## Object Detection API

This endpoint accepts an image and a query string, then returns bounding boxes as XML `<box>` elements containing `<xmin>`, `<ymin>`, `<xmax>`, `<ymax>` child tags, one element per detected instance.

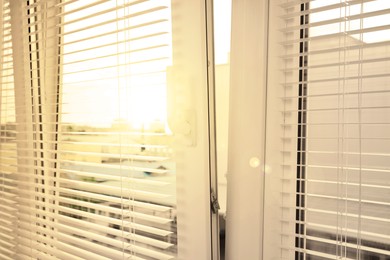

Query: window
<box><xmin>264</xmin><ymin>0</ymin><xmax>390</xmax><ymax>259</ymax></box>
<box><xmin>0</xmin><ymin>0</ymin><xmax>216</xmax><ymax>259</ymax></box>
<box><xmin>0</xmin><ymin>1</ymin><xmax>17</xmax><ymax>258</ymax></box>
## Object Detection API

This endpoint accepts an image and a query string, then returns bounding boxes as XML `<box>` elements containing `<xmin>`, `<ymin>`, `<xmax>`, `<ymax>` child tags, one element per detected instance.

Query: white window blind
<box><xmin>1</xmin><ymin>0</ymin><xmax>215</xmax><ymax>259</ymax></box>
<box><xmin>17</xmin><ymin>0</ymin><xmax>176</xmax><ymax>259</ymax></box>
<box><xmin>265</xmin><ymin>0</ymin><xmax>390</xmax><ymax>259</ymax></box>
<box><xmin>0</xmin><ymin>1</ymin><xmax>17</xmax><ymax>259</ymax></box>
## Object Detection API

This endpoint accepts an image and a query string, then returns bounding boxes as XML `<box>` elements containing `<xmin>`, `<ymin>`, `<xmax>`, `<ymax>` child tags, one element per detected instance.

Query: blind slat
<box><xmin>282</xmin><ymin>8</ymin><xmax>390</xmax><ymax>32</ymax></box>
<box><xmin>282</xmin><ymin>40</ymin><xmax>390</xmax><ymax>59</ymax></box>
<box><xmin>58</xmin><ymin>204</ymin><xmax>173</xmax><ymax>237</ymax></box>
<box><xmin>17</xmin><ymin>195</ymin><xmax>173</xmax><ymax>225</ymax></box>
<box><xmin>280</xmin><ymin>0</ymin><xmax>377</xmax><ymax>19</ymax></box>
<box><xmin>57</xmin><ymin>215</ymin><xmax>174</xmax><ymax>249</ymax></box>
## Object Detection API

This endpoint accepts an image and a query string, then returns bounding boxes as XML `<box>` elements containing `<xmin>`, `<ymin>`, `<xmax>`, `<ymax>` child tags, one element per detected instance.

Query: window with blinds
<box><xmin>0</xmin><ymin>0</ymin><xmax>17</xmax><ymax>258</ymax></box>
<box><xmin>265</xmin><ymin>0</ymin><xmax>390</xmax><ymax>259</ymax></box>
<box><xmin>1</xmin><ymin>0</ymin><xmax>215</xmax><ymax>259</ymax></box>
<box><xmin>18</xmin><ymin>0</ymin><xmax>177</xmax><ymax>259</ymax></box>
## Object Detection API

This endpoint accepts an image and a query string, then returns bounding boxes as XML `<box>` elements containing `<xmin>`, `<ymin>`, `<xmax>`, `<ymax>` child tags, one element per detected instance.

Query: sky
<box><xmin>214</xmin><ymin>0</ymin><xmax>232</xmax><ymax>64</ymax></box>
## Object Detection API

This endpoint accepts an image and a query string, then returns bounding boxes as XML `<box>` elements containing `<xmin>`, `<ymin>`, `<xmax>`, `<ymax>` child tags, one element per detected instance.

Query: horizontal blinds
<box><xmin>279</xmin><ymin>0</ymin><xmax>390</xmax><ymax>259</ymax></box>
<box><xmin>15</xmin><ymin>0</ymin><xmax>177</xmax><ymax>259</ymax></box>
<box><xmin>0</xmin><ymin>0</ymin><xmax>17</xmax><ymax>259</ymax></box>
